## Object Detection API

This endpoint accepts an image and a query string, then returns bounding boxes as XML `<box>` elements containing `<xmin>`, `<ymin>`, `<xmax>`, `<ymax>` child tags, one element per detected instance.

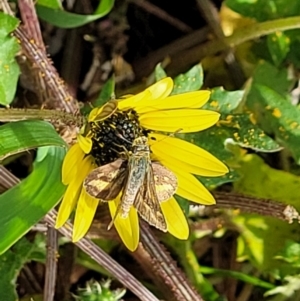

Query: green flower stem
<box><xmin>0</xmin><ymin>108</ymin><xmax>84</xmax><ymax>128</ymax></box>
<box><xmin>170</xmin><ymin>16</ymin><xmax>300</xmax><ymax>74</ymax></box>
<box><xmin>200</xmin><ymin>266</ymin><xmax>275</xmax><ymax>289</ymax></box>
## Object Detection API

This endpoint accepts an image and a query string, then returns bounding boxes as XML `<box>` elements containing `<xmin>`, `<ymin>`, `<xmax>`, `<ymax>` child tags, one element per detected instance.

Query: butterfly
<box><xmin>83</xmin><ymin>136</ymin><xmax>177</xmax><ymax>231</ymax></box>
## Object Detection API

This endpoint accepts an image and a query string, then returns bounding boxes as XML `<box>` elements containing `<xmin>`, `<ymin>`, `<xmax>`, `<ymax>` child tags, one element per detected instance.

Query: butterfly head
<box><xmin>132</xmin><ymin>136</ymin><xmax>149</xmax><ymax>153</ymax></box>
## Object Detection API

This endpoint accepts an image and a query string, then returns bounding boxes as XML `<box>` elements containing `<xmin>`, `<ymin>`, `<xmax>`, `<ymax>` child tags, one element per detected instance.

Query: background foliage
<box><xmin>1</xmin><ymin>0</ymin><xmax>300</xmax><ymax>300</ymax></box>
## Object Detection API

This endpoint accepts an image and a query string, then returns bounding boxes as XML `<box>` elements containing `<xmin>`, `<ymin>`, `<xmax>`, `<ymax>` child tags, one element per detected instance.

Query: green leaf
<box><xmin>0</xmin><ymin>238</ymin><xmax>34</xmax><ymax>301</ymax></box>
<box><xmin>172</xmin><ymin>65</ymin><xmax>204</xmax><ymax>95</ymax></box>
<box><xmin>225</xmin><ymin>0</ymin><xmax>300</xmax><ymax>21</ymax></box>
<box><xmin>155</xmin><ymin>63</ymin><xmax>167</xmax><ymax>82</ymax></box>
<box><xmin>183</xmin><ymin>114</ymin><xmax>280</xmax><ymax>159</ymax></box>
<box><xmin>81</xmin><ymin>76</ymin><xmax>116</xmax><ymax>116</ymax></box>
<box><xmin>203</xmin><ymin>87</ymin><xmax>244</xmax><ymax>114</ymax></box>
<box><xmin>197</xmin><ymin>170</ymin><xmax>239</xmax><ymax>189</ymax></box>
<box><xmin>94</xmin><ymin>76</ymin><xmax>115</xmax><ymax>108</ymax></box>
<box><xmin>36</xmin><ymin>0</ymin><xmax>114</xmax><ymax>28</ymax></box>
<box><xmin>246</xmin><ymin>64</ymin><xmax>300</xmax><ymax>163</ymax></box>
<box><xmin>249</xmin><ymin>61</ymin><xmax>292</xmax><ymax>97</ymax></box>
<box><xmin>0</xmin><ymin>146</ymin><xmax>66</xmax><ymax>254</ymax></box>
<box><xmin>233</xmin><ymin>154</ymin><xmax>300</xmax><ymax>271</ymax></box>
<box><xmin>0</xmin><ymin>13</ymin><xmax>20</xmax><ymax>106</ymax></box>
<box><xmin>285</xmin><ymin>29</ymin><xmax>300</xmax><ymax>68</ymax></box>
<box><xmin>200</xmin><ymin>266</ymin><xmax>275</xmax><ymax>289</ymax></box>
<box><xmin>37</xmin><ymin>0</ymin><xmax>62</xmax><ymax>9</ymax></box>
<box><xmin>178</xmin><ymin>111</ymin><xmax>281</xmax><ymax>188</ymax></box>
<box><xmin>267</xmin><ymin>32</ymin><xmax>290</xmax><ymax>66</ymax></box>
<box><xmin>275</xmin><ymin>240</ymin><xmax>300</xmax><ymax>268</ymax></box>
<box><xmin>0</xmin><ymin>120</ymin><xmax>67</xmax><ymax>162</ymax></box>
<box><xmin>219</xmin><ymin>114</ymin><xmax>282</xmax><ymax>152</ymax></box>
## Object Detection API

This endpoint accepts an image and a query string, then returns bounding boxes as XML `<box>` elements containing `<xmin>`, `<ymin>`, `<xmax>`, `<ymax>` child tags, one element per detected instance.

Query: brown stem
<box><xmin>132</xmin><ymin>27</ymin><xmax>209</xmax><ymax>81</ymax></box>
<box><xmin>169</xmin><ymin>16</ymin><xmax>300</xmax><ymax>75</ymax></box>
<box><xmin>140</xmin><ymin>222</ymin><xmax>204</xmax><ymax>301</ymax></box>
<box><xmin>128</xmin><ymin>0</ymin><xmax>192</xmax><ymax>33</ymax></box>
<box><xmin>18</xmin><ymin>0</ymin><xmax>45</xmax><ymax>49</ymax></box>
<box><xmin>43</xmin><ymin>227</ymin><xmax>58</xmax><ymax>301</ymax></box>
<box><xmin>0</xmin><ymin>108</ymin><xmax>84</xmax><ymax>127</ymax></box>
<box><xmin>213</xmin><ymin>191</ymin><xmax>300</xmax><ymax>223</ymax></box>
<box><xmin>1</xmin><ymin>0</ymin><xmax>79</xmax><ymax>113</ymax></box>
<box><xmin>44</xmin><ymin>210</ymin><xmax>160</xmax><ymax>301</ymax></box>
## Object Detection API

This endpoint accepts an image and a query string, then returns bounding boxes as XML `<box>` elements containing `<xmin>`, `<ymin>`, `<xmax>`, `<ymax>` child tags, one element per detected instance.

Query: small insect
<box><xmin>83</xmin><ymin>136</ymin><xmax>178</xmax><ymax>231</ymax></box>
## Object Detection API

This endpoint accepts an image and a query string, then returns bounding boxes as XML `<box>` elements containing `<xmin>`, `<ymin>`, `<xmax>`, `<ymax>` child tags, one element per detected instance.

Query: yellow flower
<box><xmin>55</xmin><ymin>77</ymin><xmax>228</xmax><ymax>251</ymax></box>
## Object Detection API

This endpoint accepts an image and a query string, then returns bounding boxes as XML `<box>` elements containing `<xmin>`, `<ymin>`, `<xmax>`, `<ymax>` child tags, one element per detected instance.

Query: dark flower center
<box><xmin>89</xmin><ymin>109</ymin><xmax>148</xmax><ymax>165</ymax></box>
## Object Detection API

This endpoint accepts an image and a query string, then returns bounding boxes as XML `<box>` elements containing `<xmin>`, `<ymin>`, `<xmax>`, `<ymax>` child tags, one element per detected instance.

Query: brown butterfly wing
<box><xmin>84</xmin><ymin>158</ymin><xmax>127</xmax><ymax>200</ymax></box>
<box><xmin>151</xmin><ymin>162</ymin><xmax>177</xmax><ymax>202</ymax></box>
<box><xmin>133</xmin><ymin>163</ymin><xmax>167</xmax><ymax>232</ymax></box>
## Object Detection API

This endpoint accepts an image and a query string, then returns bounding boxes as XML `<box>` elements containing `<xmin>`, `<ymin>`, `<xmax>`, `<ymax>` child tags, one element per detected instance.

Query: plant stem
<box><xmin>140</xmin><ymin>222</ymin><xmax>204</xmax><ymax>301</ymax></box>
<box><xmin>45</xmin><ymin>210</ymin><xmax>160</xmax><ymax>301</ymax></box>
<box><xmin>0</xmin><ymin>108</ymin><xmax>84</xmax><ymax>128</ymax></box>
<box><xmin>169</xmin><ymin>16</ymin><xmax>300</xmax><ymax>75</ymax></box>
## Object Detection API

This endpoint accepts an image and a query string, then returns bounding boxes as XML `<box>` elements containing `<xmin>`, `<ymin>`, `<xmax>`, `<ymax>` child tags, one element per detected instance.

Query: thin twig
<box><xmin>128</xmin><ymin>0</ymin><xmax>192</xmax><ymax>33</ymax></box>
<box><xmin>132</xmin><ymin>27</ymin><xmax>209</xmax><ymax>81</ymax></box>
<box><xmin>22</xmin><ymin>265</ymin><xmax>43</xmax><ymax>293</ymax></box>
<box><xmin>170</xmin><ymin>16</ymin><xmax>300</xmax><ymax>74</ymax></box>
<box><xmin>43</xmin><ymin>227</ymin><xmax>58</xmax><ymax>301</ymax></box>
<box><xmin>140</xmin><ymin>222</ymin><xmax>204</xmax><ymax>301</ymax></box>
<box><xmin>0</xmin><ymin>165</ymin><xmax>20</xmax><ymax>191</ymax></box>
<box><xmin>134</xmin><ymin>16</ymin><xmax>300</xmax><ymax>78</ymax></box>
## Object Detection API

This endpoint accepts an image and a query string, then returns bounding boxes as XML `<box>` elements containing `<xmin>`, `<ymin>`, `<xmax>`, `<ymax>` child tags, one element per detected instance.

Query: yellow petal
<box><xmin>56</xmin><ymin>181</ymin><xmax>82</xmax><ymax>228</ymax></box>
<box><xmin>62</xmin><ymin>143</ymin><xmax>85</xmax><ymax>185</ymax></box>
<box><xmin>150</xmin><ymin>133</ymin><xmax>229</xmax><ymax>176</ymax></box>
<box><xmin>118</xmin><ymin>91</ymin><xmax>150</xmax><ymax>111</ymax></box>
<box><xmin>135</xmin><ymin>91</ymin><xmax>211</xmax><ymax>114</ymax></box>
<box><xmin>161</xmin><ymin>197</ymin><xmax>189</xmax><ymax>239</ymax></box>
<box><xmin>140</xmin><ymin>109</ymin><xmax>220</xmax><ymax>133</ymax></box>
<box><xmin>88</xmin><ymin>100</ymin><xmax>118</xmax><ymax>122</ymax></box>
<box><xmin>118</xmin><ymin>77</ymin><xmax>173</xmax><ymax>111</ymax></box>
<box><xmin>108</xmin><ymin>195</ymin><xmax>139</xmax><ymax>251</ymax></box>
<box><xmin>89</xmin><ymin>107</ymin><xmax>102</xmax><ymax>122</ymax></box>
<box><xmin>72</xmin><ymin>189</ymin><xmax>99</xmax><ymax>242</ymax></box>
<box><xmin>56</xmin><ymin>155</ymin><xmax>95</xmax><ymax>228</ymax></box>
<box><xmin>77</xmin><ymin>134</ymin><xmax>93</xmax><ymax>154</ymax></box>
<box><xmin>168</xmin><ymin>166</ymin><xmax>216</xmax><ymax>205</ymax></box>
<box><xmin>147</xmin><ymin>77</ymin><xmax>173</xmax><ymax>99</ymax></box>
